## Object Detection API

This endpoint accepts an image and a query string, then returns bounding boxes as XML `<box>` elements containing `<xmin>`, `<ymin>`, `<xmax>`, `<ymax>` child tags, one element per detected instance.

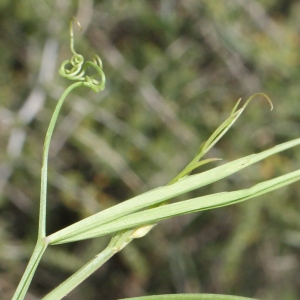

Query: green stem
<box><xmin>38</xmin><ymin>82</ymin><xmax>84</xmax><ymax>239</ymax></box>
<box><xmin>12</xmin><ymin>82</ymin><xmax>84</xmax><ymax>300</ymax></box>
<box><xmin>42</xmin><ymin>230</ymin><xmax>134</xmax><ymax>300</ymax></box>
<box><xmin>12</xmin><ymin>241</ymin><xmax>47</xmax><ymax>300</ymax></box>
<box><xmin>42</xmin><ymin>249</ymin><xmax>113</xmax><ymax>300</ymax></box>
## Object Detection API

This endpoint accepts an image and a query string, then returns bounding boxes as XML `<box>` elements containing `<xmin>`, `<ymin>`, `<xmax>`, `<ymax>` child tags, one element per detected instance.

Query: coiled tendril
<box><xmin>59</xmin><ymin>17</ymin><xmax>105</xmax><ymax>93</ymax></box>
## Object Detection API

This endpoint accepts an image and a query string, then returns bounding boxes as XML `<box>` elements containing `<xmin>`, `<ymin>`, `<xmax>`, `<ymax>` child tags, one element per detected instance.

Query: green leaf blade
<box><xmin>52</xmin><ymin>167</ymin><xmax>300</xmax><ymax>243</ymax></box>
<box><xmin>47</xmin><ymin>138</ymin><xmax>300</xmax><ymax>245</ymax></box>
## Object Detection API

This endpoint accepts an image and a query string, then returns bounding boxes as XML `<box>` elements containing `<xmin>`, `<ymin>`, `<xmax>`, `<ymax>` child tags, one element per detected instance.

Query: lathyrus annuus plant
<box><xmin>12</xmin><ymin>18</ymin><xmax>300</xmax><ymax>300</ymax></box>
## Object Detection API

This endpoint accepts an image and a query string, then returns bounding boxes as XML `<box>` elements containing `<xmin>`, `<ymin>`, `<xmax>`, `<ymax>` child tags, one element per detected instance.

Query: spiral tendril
<box><xmin>59</xmin><ymin>17</ymin><xmax>105</xmax><ymax>93</ymax></box>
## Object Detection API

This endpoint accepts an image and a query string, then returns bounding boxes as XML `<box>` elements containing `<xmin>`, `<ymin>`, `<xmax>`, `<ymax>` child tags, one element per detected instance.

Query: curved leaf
<box><xmin>47</xmin><ymin>137</ymin><xmax>300</xmax><ymax>245</ymax></box>
<box><xmin>55</xmin><ymin>168</ymin><xmax>300</xmax><ymax>242</ymax></box>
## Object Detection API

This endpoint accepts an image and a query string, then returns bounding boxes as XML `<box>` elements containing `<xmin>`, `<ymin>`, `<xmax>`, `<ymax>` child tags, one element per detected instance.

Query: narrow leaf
<box><xmin>57</xmin><ymin>168</ymin><xmax>300</xmax><ymax>242</ymax></box>
<box><xmin>169</xmin><ymin>94</ymin><xmax>272</xmax><ymax>184</ymax></box>
<box><xmin>47</xmin><ymin>137</ymin><xmax>300</xmax><ymax>245</ymax></box>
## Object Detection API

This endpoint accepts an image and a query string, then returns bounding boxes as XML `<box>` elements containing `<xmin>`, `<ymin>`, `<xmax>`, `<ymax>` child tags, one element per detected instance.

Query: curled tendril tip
<box><xmin>59</xmin><ymin>17</ymin><xmax>105</xmax><ymax>93</ymax></box>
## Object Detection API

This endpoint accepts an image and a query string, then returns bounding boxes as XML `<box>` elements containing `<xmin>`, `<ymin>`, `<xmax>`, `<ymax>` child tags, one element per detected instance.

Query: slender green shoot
<box><xmin>12</xmin><ymin>18</ymin><xmax>105</xmax><ymax>300</ymax></box>
<box><xmin>12</xmin><ymin>17</ymin><xmax>299</xmax><ymax>300</ymax></box>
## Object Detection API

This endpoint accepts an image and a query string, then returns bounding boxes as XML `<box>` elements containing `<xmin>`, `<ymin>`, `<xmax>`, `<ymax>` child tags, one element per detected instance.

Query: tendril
<box><xmin>59</xmin><ymin>17</ymin><xmax>105</xmax><ymax>93</ymax></box>
<box><xmin>70</xmin><ymin>17</ymin><xmax>82</xmax><ymax>56</ymax></box>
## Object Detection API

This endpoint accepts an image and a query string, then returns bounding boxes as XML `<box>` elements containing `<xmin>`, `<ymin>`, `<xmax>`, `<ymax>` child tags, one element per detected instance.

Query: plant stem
<box><xmin>12</xmin><ymin>82</ymin><xmax>85</xmax><ymax>300</ymax></box>
<box><xmin>12</xmin><ymin>241</ymin><xmax>47</xmax><ymax>300</ymax></box>
<box><xmin>42</xmin><ymin>230</ymin><xmax>134</xmax><ymax>300</ymax></box>
<box><xmin>38</xmin><ymin>82</ymin><xmax>85</xmax><ymax>239</ymax></box>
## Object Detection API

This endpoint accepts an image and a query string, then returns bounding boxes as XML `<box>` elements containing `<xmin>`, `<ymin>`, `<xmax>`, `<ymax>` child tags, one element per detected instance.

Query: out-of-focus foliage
<box><xmin>0</xmin><ymin>1</ymin><xmax>300</xmax><ymax>299</ymax></box>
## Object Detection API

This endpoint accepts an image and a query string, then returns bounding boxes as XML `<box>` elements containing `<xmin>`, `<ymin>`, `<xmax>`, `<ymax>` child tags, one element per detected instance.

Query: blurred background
<box><xmin>1</xmin><ymin>0</ymin><xmax>300</xmax><ymax>299</ymax></box>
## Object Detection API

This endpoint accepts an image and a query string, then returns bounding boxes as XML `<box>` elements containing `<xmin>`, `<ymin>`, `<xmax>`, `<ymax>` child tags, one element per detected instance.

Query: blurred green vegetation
<box><xmin>1</xmin><ymin>0</ymin><xmax>300</xmax><ymax>299</ymax></box>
